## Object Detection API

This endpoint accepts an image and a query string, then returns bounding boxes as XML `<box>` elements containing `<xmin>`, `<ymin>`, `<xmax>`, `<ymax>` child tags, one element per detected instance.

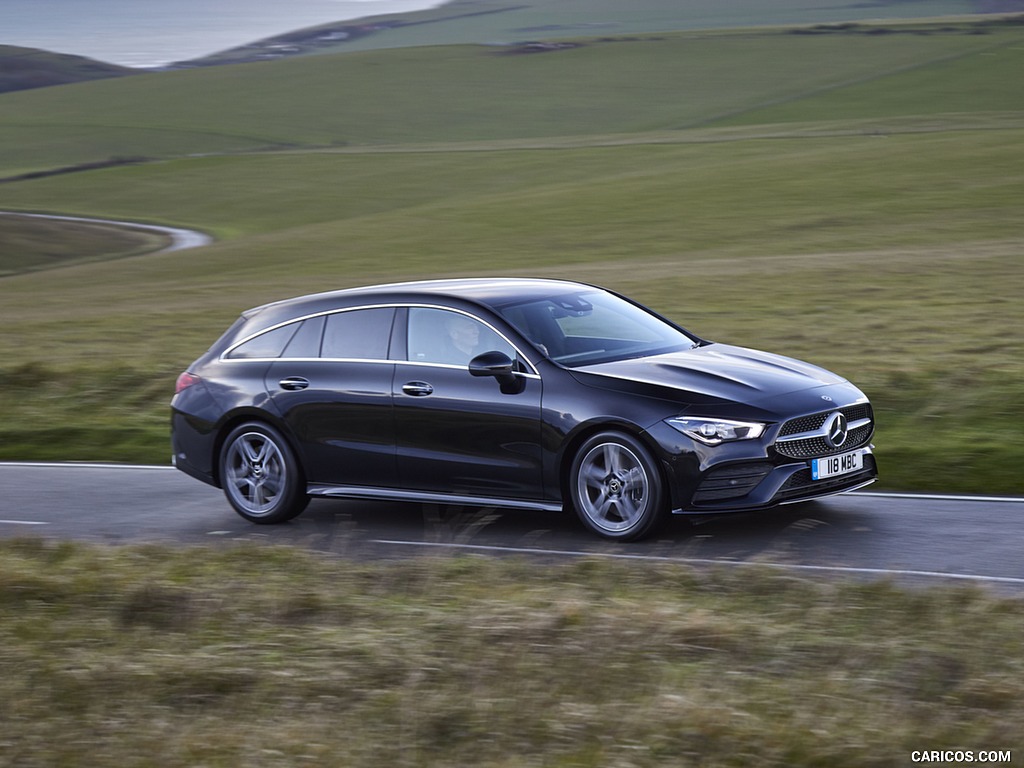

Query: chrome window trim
<box><xmin>220</xmin><ymin>302</ymin><xmax>541</xmax><ymax>376</ymax></box>
<box><xmin>395</xmin><ymin>358</ymin><xmax>541</xmax><ymax>379</ymax></box>
<box><xmin>214</xmin><ymin>355</ymin><xmax>541</xmax><ymax>380</ymax></box>
<box><xmin>221</xmin><ymin>355</ymin><xmax>394</xmax><ymax>366</ymax></box>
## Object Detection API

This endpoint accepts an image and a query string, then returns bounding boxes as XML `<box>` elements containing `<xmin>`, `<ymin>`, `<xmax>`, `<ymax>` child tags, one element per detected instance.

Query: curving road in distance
<box><xmin>0</xmin><ymin>211</ymin><xmax>212</xmax><ymax>253</ymax></box>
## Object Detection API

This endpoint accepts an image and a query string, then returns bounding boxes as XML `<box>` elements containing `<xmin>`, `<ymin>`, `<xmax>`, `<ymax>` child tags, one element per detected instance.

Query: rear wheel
<box><xmin>569</xmin><ymin>431</ymin><xmax>666</xmax><ymax>541</ymax></box>
<box><xmin>220</xmin><ymin>422</ymin><xmax>308</xmax><ymax>524</ymax></box>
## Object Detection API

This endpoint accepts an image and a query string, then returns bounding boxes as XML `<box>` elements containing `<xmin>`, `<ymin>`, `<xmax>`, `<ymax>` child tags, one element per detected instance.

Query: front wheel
<box><xmin>568</xmin><ymin>431</ymin><xmax>667</xmax><ymax>541</ymax></box>
<box><xmin>220</xmin><ymin>422</ymin><xmax>309</xmax><ymax>524</ymax></box>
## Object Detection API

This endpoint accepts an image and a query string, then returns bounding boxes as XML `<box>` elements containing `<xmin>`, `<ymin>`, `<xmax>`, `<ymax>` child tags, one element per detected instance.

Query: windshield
<box><xmin>495</xmin><ymin>289</ymin><xmax>698</xmax><ymax>367</ymax></box>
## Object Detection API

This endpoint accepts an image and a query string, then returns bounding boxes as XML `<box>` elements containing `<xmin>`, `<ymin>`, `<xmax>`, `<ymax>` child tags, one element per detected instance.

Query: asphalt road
<box><xmin>3</xmin><ymin>462</ymin><xmax>1023</xmax><ymax>592</ymax></box>
<box><xmin>0</xmin><ymin>211</ymin><xmax>212</xmax><ymax>252</ymax></box>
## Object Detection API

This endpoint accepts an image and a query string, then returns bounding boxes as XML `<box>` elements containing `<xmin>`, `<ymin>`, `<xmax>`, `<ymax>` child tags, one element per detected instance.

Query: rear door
<box><xmin>265</xmin><ymin>307</ymin><xmax>397</xmax><ymax>487</ymax></box>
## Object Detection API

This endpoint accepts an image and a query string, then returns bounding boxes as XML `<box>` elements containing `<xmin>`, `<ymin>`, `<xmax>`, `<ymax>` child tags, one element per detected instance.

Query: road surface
<box><xmin>0</xmin><ymin>211</ymin><xmax>212</xmax><ymax>253</ymax></box>
<box><xmin>3</xmin><ymin>462</ymin><xmax>1022</xmax><ymax>592</ymax></box>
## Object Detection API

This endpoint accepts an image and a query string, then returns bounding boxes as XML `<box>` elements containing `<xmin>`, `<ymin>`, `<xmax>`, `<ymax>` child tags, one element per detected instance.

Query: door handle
<box><xmin>278</xmin><ymin>377</ymin><xmax>310</xmax><ymax>391</ymax></box>
<box><xmin>402</xmin><ymin>381</ymin><xmax>434</xmax><ymax>397</ymax></box>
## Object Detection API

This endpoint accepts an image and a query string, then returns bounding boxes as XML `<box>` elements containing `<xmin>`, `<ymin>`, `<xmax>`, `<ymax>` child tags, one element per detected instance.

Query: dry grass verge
<box><xmin>1</xmin><ymin>540</ymin><xmax>1020</xmax><ymax>766</ymax></box>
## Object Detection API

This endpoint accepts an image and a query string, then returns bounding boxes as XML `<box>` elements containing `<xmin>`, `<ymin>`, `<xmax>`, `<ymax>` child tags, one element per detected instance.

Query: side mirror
<box><xmin>469</xmin><ymin>351</ymin><xmax>524</xmax><ymax>394</ymax></box>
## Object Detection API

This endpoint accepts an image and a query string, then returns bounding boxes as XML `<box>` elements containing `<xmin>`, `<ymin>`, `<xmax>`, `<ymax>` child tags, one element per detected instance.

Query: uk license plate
<box><xmin>811</xmin><ymin>450</ymin><xmax>864</xmax><ymax>481</ymax></box>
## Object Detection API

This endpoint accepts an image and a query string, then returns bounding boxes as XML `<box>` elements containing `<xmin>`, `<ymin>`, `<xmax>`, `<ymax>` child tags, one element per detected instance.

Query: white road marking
<box><xmin>0</xmin><ymin>520</ymin><xmax>49</xmax><ymax>526</ymax></box>
<box><xmin>0</xmin><ymin>462</ymin><xmax>175</xmax><ymax>470</ymax></box>
<box><xmin>856</xmin><ymin>491</ymin><xmax>1024</xmax><ymax>504</ymax></box>
<box><xmin>371</xmin><ymin>539</ymin><xmax>1024</xmax><ymax>587</ymax></box>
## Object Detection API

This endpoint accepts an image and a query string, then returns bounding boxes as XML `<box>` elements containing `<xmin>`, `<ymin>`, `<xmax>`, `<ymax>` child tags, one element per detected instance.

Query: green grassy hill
<box><xmin>194</xmin><ymin>0</ymin><xmax>996</xmax><ymax>62</ymax></box>
<box><xmin>0</xmin><ymin>45</ymin><xmax>132</xmax><ymax>93</ymax></box>
<box><xmin>0</xmin><ymin>16</ymin><xmax>1021</xmax><ymax>493</ymax></box>
<box><xmin>2</xmin><ymin>19</ymin><xmax>1020</xmax><ymax>176</ymax></box>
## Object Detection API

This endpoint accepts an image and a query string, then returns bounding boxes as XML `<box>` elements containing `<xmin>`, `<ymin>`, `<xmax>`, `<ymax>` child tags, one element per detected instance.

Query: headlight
<box><xmin>667</xmin><ymin>417</ymin><xmax>767</xmax><ymax>446</ymax></box>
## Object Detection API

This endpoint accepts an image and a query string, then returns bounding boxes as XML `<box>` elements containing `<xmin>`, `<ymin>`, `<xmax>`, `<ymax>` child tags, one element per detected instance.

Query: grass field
<box><xmin>2</xmin><ymin>539</ymin><xmax>1023</xmax><ymax>767</ymax></box>
<box><xmin>3</xmin><ymin>20</ymin><xmax>1021</xmax><ymax>173</ymax></box>
<box><xmin>0</xmin><ymin>17</ymin><xmax>1022</xmax><ymax>490</ymax></box>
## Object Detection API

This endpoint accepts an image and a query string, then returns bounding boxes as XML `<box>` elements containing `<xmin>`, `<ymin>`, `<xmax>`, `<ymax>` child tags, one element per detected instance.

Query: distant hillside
<box><xmin>185</xmin><ymin>0</ymin><xmax>1023</xmax><ymax>64</ymax></box>
<box><xmin>8</xmin><ymin>1</ymin><xmax>1020</xmax><ymax>82</ymax></box>
<box><xmin>0</xmin><ymin>46</ymin><xmax>133</xmax><ymax>93</ymax></box>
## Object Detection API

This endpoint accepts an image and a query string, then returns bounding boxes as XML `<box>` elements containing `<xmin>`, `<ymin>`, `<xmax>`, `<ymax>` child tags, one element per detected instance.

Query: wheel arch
<box><xmin>210</xmin><ymin>408</ymin><xmax>302</xmax><ymax>488</ymax></box>
<box><xmin>557</xmin><ymin>419</ymin><xmax>668</xmax><ymax>510</ymax></box>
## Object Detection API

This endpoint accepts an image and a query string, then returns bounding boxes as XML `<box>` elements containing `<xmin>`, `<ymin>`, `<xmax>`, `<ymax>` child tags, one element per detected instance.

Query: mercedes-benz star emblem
<box><xmin>824</xmin><ymin>412</ymin><xmax>849</xmax><ymax>449</ymax></box>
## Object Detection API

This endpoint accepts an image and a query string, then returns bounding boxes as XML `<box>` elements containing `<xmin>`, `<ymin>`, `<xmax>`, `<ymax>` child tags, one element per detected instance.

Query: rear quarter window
<box><xmin>225</xmin><ymin>323</ymin><xmax>299</xmax><ymax>360</ymax></box>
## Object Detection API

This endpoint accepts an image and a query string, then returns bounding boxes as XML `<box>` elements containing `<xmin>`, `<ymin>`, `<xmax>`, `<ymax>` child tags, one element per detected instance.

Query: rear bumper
<box><xmin>170</xmin><ymin>409</ymin><xmax>219</xmax><ymax>488</ymax></box>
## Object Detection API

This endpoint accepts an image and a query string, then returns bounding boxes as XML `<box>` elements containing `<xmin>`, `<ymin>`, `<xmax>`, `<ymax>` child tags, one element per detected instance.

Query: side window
<box><xmin>225</xmin><ymin>323</ymin><xmax>299</xmax><ymax>360</ymax></box>
<box><xmin>281</xmin><ymin>316</ymin><xmax>324</xmax><ymax>359</ymax></box>
<box><xmin>407</xmin><ymin>308</ymin><xmax>515</xmax><ymax>366</ymax></box>
<box><xmin>321</xmin><ymin>308</ymin><xmax>395</xmax><ymax>360</ymax></box>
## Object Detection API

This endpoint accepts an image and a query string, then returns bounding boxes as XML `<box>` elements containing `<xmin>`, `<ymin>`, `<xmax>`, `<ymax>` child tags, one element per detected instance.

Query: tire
<box><xmin>220</xmin><ymin>422</ymin><xmax>309</xmax><ymax>524</ymax></box>
<box><xmin>569</xmin><ymin>431</ymin><xmax>667</xmax><ymax>541</ymax></box>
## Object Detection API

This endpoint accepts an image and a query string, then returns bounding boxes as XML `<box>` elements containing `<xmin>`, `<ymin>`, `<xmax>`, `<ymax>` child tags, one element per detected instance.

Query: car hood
<box><xmin>571</xmin><ymin>343</ymin><xmax>856</xmax><ymax>413</ymax></box>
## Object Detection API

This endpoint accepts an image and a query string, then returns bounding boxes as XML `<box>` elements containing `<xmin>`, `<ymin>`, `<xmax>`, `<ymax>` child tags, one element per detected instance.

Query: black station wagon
<box><xmin>171</xmin><ymin>278</ymin><xmax>877</xmax><ymax>540</ymax></box>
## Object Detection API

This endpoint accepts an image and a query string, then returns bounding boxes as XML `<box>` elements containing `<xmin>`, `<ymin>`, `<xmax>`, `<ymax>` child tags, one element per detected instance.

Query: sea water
<box><xmin>1</xmin><ymin>0</ymin><xmax>447</xmax><ymax>68</ymax></box>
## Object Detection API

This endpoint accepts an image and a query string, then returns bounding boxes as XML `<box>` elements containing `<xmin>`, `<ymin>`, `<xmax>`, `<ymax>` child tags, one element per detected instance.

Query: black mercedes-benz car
<box><xmin>172</xmin><ymin>278</ymin><xmax>877</xmax><ymax>540</ymax></box>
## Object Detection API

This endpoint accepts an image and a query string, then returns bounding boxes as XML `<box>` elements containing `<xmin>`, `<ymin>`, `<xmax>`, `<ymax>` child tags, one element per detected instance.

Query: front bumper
<box><xmin>645</xmin><ymin>401</ymin><xmax>879</xmax><ymax>515</ymax></box>
<box><xmin>676</xmin><ymin>447</ymin><xmax>877</xmax><ymax>514</ymax></box>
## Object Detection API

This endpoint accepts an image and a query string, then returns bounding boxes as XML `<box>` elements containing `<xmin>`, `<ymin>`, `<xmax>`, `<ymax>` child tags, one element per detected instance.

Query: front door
<box><xmin>393</xmin><ymin>307</ymin><xmax>544</xmax><ymax>501</ymax></box>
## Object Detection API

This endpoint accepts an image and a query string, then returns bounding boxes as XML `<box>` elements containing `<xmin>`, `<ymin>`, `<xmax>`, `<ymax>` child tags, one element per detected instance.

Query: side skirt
<box><xmin>307</xmin><ymin>484</ymin><xmax>564</xmax><ymax>513</ymax></box>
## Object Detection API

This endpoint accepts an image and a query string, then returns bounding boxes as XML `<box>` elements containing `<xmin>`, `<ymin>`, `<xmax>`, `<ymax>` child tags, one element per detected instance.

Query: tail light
<box><xmin>175</xmin><ymin>371</ymin><xmax>201</xmax><ymax>394</ymax></box>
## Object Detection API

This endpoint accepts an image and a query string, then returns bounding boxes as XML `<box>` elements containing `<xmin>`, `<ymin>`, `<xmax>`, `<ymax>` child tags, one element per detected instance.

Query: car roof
<box><xmin>242</xmin><ymin>277</ymin><xmax>595</xmax><ymax>325</ymax></box>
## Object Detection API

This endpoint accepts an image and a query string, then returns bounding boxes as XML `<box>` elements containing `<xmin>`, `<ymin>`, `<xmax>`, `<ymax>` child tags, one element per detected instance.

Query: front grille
<box><xmin>775</xmin><ymin>403</ymin><xmax>873</xmax><ymax>459</ymax></box>
<box><xmin>692</xmin><ymin>462</ymin><xmax>773</xmax><ymax>502</ymax></box>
